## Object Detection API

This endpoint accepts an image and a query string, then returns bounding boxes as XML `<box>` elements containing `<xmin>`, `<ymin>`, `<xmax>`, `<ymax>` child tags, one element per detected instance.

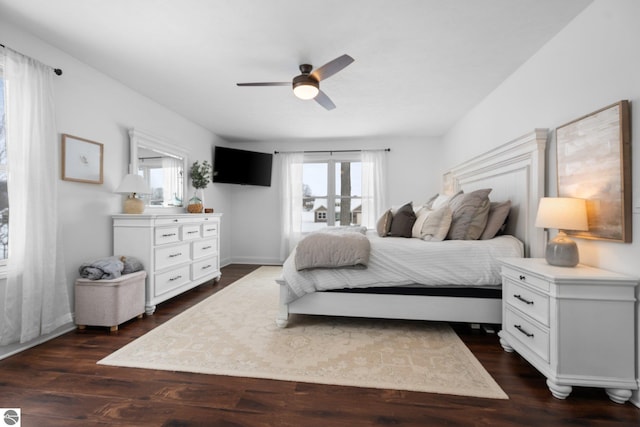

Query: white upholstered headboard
<box><xmin>445</xmin><ymin>129</ymin><xmax>548</xmax><ymax>258</ymax></box>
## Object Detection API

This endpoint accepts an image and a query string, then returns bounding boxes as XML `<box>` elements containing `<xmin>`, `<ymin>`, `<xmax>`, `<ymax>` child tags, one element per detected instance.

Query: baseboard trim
<box><xmin>0</xmin><ymin>322</ymin><xmax>76</xmax><ymax>361</ymax></box>
<box><xmin>224</xmin><ymin>257</ymin><xmax>282</xmax><ymax>266</ymax></box>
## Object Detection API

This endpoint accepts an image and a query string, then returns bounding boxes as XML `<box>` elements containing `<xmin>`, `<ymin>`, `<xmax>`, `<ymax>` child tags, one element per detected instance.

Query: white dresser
<box><xmin>498</xmin><ymin>258</ymin><xmax>637</xmax><ymax>403</ymax></box>
<box><xmin>113</xmin><ymin>213</ymin><xmax>222</xmax><ymax>314</ymax></box>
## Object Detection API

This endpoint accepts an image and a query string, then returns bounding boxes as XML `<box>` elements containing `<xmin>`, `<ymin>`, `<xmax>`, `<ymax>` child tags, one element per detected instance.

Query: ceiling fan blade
<box><xmin>311</xmin><ymin>54</ymin><xmax>354</xmax><ymax>81</ymax></box>
<box><xmin>314</xmin><ymin>90</ymin><xmax>336</xmax><ymax>110</ymax></box>
<box><xmin>236</xmin><ymin>82</ymin><xmax>290</xmax><ymax>86</ymax></box>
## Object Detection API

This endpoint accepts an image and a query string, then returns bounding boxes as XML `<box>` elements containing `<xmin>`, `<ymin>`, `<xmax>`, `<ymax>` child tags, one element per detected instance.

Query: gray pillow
<box><xmin>388</xmin><ymin>202</ymin><xmax>416</xmax><ymax>238</ymax></box>
<box><xmin>446</xmin><ymin>188</ymin><xmax>492</xmax><ymax>240</ymax></box>
<box><xmin>376</xmin><ymin>209</ymin><xmax>393</xmax><ymax>237</ymax></box>
<box><xmin>480</xmin><ymin>200</ymin><xmax>511</xmax><ymax>240</ymax></box>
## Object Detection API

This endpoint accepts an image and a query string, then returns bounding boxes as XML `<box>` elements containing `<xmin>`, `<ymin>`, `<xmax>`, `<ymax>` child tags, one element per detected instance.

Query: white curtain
<box><xmin>0</xmin><ymin>48</ymin><xmax>72</xmax><ymax>345</ymax></box>
<box><xmin>361</xmin><ymin>150</ymin><xmax>388</xmax><ymax>229</ymax></box>
<box><xmin>278</xmin><ymin>152</ymin><xmax>304</xmax><ymax>261</ymax></box>
<box><xmin>162</xmin><ymin>156</ymin><xmax>182</xmax><ymax>206</ymax></box>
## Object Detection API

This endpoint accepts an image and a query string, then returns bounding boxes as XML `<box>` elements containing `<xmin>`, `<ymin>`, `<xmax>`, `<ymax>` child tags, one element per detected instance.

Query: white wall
<box><xmin>0</xmin><ymin>17</ymin><xmax>232</xmax><ymax>328</ymax></box>
<box><xmin>441</xmin><ymin>0</ymin><xmax>640</xmax><ymax>405</ymax></box>
<box><xmin>228</xmin><ymin>136</ymin><xmax>442</xmax><ymax>263</ymax></box>
<box><xmin>444</xmin><ymin>0</ymin><xmax>640</xmax><ymax>279</ymax></box>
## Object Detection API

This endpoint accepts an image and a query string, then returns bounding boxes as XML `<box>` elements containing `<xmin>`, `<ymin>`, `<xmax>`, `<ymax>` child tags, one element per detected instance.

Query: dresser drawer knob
<box><xmin>168</xmin><ymin>252</ymin><xmax>182</xmax><ymax>258</ymax></box>
<box><xmin>514</xmin><ymin>294</ymin><xmax>534</xmax><ymax>305</ymax></box>
<box><xmin>169</xmin><ymin>275</ymin><xmax>182</xmax><ymax>281</ymax></box>
<box><xmin>162</xmin><ymin>232</ymin><xmax>176</xmax><ymax>237</ymax></box>
<box><xmin>519</xmin><ymin>275</ymin><xmax>526</xmax><ymax>281</ymax></box>
<box><xmin>514</xmin><ymin>324</ymin><xmax>534</xmax><ymax>338</ymax></box>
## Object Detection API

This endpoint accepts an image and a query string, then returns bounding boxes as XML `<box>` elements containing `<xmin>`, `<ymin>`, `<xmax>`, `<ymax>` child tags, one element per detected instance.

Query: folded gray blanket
<box><xmin>79</xmin><ymin>255</ymin><xmax>144</xmax><ymax>280</ymax></box>
<box><xmin>294</xmin><ymin>227</ymin><xmax>370</xmax><ymax>271</ymax></box>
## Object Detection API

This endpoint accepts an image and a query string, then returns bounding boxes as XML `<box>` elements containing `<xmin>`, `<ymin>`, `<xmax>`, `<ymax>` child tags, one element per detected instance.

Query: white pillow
<box><xmin>429</xmin><ymin>190</ymin><xmax>463</xmax><ymax>210</ymax></box>
<box><xmin>411</xmin><ymin>206</ymin><xmax>453</xmax><ymax>241</ymax></box>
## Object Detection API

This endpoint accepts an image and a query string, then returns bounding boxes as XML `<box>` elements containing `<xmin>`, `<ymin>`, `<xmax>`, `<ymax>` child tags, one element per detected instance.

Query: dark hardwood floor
<box><xmin>1</xmin><ymin>264</ymin><xmax>638</xmax><ymax>426</ymax></box>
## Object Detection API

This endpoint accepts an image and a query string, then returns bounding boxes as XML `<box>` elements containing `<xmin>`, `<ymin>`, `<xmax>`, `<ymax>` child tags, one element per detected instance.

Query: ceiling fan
<box><xmin>236</xmin><ymin>54</ymin><xmax>354</xmax><ymax>111</ymax></box>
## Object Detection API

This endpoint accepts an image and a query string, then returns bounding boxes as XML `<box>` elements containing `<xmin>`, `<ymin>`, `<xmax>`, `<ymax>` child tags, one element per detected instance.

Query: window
<box><xmin>302</xmin><ymin>157</ymin><xmax>362</xmax><ymax>233</ymax></box>
<box><xmin>0</xmin><ymin>66</ymin><xmax>7</xmax><ymax>262</ymax></box>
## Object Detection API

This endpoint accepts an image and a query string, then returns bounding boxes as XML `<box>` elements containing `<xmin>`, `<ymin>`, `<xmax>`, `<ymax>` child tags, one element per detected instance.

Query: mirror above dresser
<box><xmin>129</xmin><ymin>129</ymin><xmax>188</xmax><ymax>212</ymax></box>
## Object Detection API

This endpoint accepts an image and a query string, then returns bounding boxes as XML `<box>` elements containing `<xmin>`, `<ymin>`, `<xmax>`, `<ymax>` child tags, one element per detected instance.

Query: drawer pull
<box><xmin>514</xmin><ymin>324</ymin><xmax>534</xmax><ymax>338</ymax></box>
<box><xmin>162</xmin><ymin>232</ymin><xmax>177</xmax><ymax>237</ymax></box>
<box><xmin>205</xmin><ymin>228</ymin><xmax>216</xmax><ymax>232</ymax></box>
<box><xmin>519</xmin><ymin>275</ymin><xmax>526</xmax><ymax>281</ymax></box>
<box><xmin>169</xmin><ymin>275</ymin><xmax>182</xmax><ymax>281</ymax></box>
<box><xmin>202</xmin><ymin>245</ymin><xmax>212</xmax><ymax>250</ymax></box>
<box><xmin>168</xmin><ymin>252</ymin><xmax>182</xmax><ymax>258</ymax></box>
<box><xmin>202</xmin><ymin>264</ymin><xmax>212</xmax><ymax>270</ymax></box>
<box><xmin>513</xmin><ymin>294</ymin><xmax>534</xmax><ymax>305</ymax></box>
<box><xmin>173</xmin><ymin>219</ymin><xmax>178</xmax><ymax>222</ymax></box>
<box><xmin>187</xmin><ymin>231</ymin><xmax>199</xmax><ymax>234</ymax></box>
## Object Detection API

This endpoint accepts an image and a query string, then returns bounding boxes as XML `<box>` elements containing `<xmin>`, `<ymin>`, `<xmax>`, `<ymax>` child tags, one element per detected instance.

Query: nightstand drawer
<box><xmin>504</xmin><ymin>279</ymin><xmax>549</xmax><ymax>326</ymax></box>
<box><xmin>502</xmin><ymin>265</ymin><xmax>549</xmax><ymax>292</ymax></box>
<box><xmin>504</xmin><ymin>308</ymin><xmax>549</xmax><ymax>362</ymax></box>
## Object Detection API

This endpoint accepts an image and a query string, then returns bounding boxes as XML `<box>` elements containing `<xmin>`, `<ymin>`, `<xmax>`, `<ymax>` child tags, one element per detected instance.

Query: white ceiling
<box><xmin>0</xmin><ymin>0</ymin><xmax>592</xmax><ymax>142</ymax></box>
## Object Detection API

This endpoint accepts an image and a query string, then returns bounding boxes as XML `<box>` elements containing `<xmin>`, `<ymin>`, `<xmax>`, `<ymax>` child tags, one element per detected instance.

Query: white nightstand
<box><xmin>498</xmin><ymin>258</ymin><xmax>638</xmax><ymax>403</ymax></box>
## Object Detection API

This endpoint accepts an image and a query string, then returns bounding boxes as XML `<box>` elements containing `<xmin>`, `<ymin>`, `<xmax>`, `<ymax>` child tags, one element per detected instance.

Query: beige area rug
<box><xmin>98</xmin><ymin>266</ymin><xmax>507</xmax><ymax>399</ymax></box>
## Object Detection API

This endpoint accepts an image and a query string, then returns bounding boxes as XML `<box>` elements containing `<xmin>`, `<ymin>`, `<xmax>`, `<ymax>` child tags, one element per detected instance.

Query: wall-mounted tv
<box><xmin>212</xmin><ymin>146</ymin><xmax>273</xmax><ymax>187</ymax></box>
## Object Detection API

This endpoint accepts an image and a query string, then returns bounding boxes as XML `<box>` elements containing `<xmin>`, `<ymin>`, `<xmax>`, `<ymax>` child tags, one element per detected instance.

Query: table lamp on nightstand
<box><xmin>115</xmin><ymin>174</ymin><xmax>152</xmax><ymax>214</ymax></box>
<box><xmin>535</xmin><ymin>197</ymin><xmax>588</xmax><ymax>267</ymax></box>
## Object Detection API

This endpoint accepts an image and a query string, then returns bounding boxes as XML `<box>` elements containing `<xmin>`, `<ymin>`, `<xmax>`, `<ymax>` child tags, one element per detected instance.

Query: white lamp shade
<box><xmin>115</xmin><ymin>174</ymin><xmax>151</xmax><ymax>195</ymax></box>
<box><xmin>535</xmin><ymin>197</ymin><xmax>588</xmax><ymax>231</ymax></box>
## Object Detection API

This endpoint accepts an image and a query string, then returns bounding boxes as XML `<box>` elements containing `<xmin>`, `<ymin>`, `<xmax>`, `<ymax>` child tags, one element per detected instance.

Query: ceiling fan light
<box><xmin>292</xmin><ymin>78</ymin><xmax>319</xmax><ymax>100</ymax></box>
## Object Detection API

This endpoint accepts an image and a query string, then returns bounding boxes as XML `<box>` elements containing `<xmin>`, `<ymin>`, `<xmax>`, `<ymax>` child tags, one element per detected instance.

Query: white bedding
<box><xmin>282</xmin><ymin>231</ymin><xmax>523</xmax><ymax>301</ymax></box>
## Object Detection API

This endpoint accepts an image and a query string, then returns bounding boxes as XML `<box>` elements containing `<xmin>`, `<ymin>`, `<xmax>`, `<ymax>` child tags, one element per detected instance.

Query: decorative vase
<box><xmin>187</xmin><ymin>191</ymin><xmax>203</xmax><ymax>213</ymax></box>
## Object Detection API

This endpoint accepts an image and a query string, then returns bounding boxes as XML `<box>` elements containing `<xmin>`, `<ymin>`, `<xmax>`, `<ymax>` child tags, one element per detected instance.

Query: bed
<box><xmin>276</xmin><ymin>129</ymin><xmax>548</xmax><ymax>327</ymax></box>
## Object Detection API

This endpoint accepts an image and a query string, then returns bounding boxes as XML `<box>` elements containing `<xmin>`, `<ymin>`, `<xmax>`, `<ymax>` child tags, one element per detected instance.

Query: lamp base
<box><xmin>545</xmin><ymin>231</ymin><xmax>579</xmax><ymax>267</ymax></box>
<box><xmin>123</xmin><ymin>196</ymin><xmax>145</xmax><ymax>214</ymax></box>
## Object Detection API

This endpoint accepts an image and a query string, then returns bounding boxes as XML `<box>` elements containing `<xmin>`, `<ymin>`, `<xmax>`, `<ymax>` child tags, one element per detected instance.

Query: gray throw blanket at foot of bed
<box><xmin>78</xmin><ymin>255</ymin><xmax>144</xmax><ymax>280</ymax></box>
<box><xmin>294</xmin><ymin>227</ymin><xmax>371</xmax><ymax>271</ymax></box>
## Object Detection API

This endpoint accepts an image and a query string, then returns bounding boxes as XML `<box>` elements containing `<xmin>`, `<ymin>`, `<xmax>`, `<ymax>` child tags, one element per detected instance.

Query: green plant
<box><xmin>190</xmin><ymin>160</ymin><xmax>212</xmax><ymax>189</ymax></box>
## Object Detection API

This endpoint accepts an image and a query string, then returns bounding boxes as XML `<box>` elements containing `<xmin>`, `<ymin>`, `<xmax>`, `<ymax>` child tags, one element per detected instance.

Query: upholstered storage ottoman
<box><xmin>75</xmin><ymin>270</ymin><xmax>146</xmax><ymax>331</ymax></box>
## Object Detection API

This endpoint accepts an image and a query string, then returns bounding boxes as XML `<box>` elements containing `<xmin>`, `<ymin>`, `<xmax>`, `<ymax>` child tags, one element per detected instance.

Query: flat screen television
<box><xmin>212</xmin><ymin>146</ymin><xmax>273</xmax><ymax>187</ymax></box>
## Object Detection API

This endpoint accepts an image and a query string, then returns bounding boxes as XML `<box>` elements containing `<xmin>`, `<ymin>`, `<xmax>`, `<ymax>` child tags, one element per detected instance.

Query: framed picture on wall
<box><xmin>556</xmin><ymin>100</ymin><xmax>631</xmax><ymax>242</ymax></box>
<box><xmin>61</xmin><ymin>134</ymin><xmax>104</xmax><ymax>184</ymax></box>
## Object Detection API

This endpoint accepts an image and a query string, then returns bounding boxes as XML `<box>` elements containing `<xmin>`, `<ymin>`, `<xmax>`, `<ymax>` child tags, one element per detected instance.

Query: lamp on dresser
<box><xmin>534</xmin><ymin>197</ymin><xmax>588</xmax><ymax>267</ymax></box>
<box><xmin>115</xmin><ymin>174</ymin><xmax>151</xmax><ymax>214</ymax></box>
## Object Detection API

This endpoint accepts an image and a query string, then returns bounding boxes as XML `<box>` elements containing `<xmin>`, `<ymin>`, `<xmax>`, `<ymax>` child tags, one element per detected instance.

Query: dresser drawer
<box><xmin>192</xmin><ymin>238</ymin><xmax>217</xmax><ymax>259</ymax></box>
<box><xmin>502</xmin><ymin>265</ymin><xmax>550</xmax><ymax>293</ymax></box>
<box><xmin>504</xmin><ymin>308</ymin><xmax>549</xmax><ymax>363</ymax></box>
<box><xmin>155</xmin><ymin>226</ymin><xmax>180</xmax><ymax>245</ymax></box>
<box><xmin>155</xmin><ymin>265</ymin><xmax>191</xmax><ymax>297</ymax></box>
<box><xmin>181</xmin><ymin>224</ymin><xmax>201</xmax><ymax>240</ymax></box>
<box><xmin>155</xmin><ymin>242</ymin><xmax>190</xmax><ymax>269</ymax></box>
<box><xmin>192</xmin><ymin>256</ymin><xmax>218</xmax><ymax>281</ymax></box>
<box><xmin>504</xmin><ymin>279</ymin><xmax>549</xmax><ymax>326</ymax></box>
<box><xmin>202</xmin><ymin>221</ymin><xmax>219</xmax><ymax>237</ymax></box>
